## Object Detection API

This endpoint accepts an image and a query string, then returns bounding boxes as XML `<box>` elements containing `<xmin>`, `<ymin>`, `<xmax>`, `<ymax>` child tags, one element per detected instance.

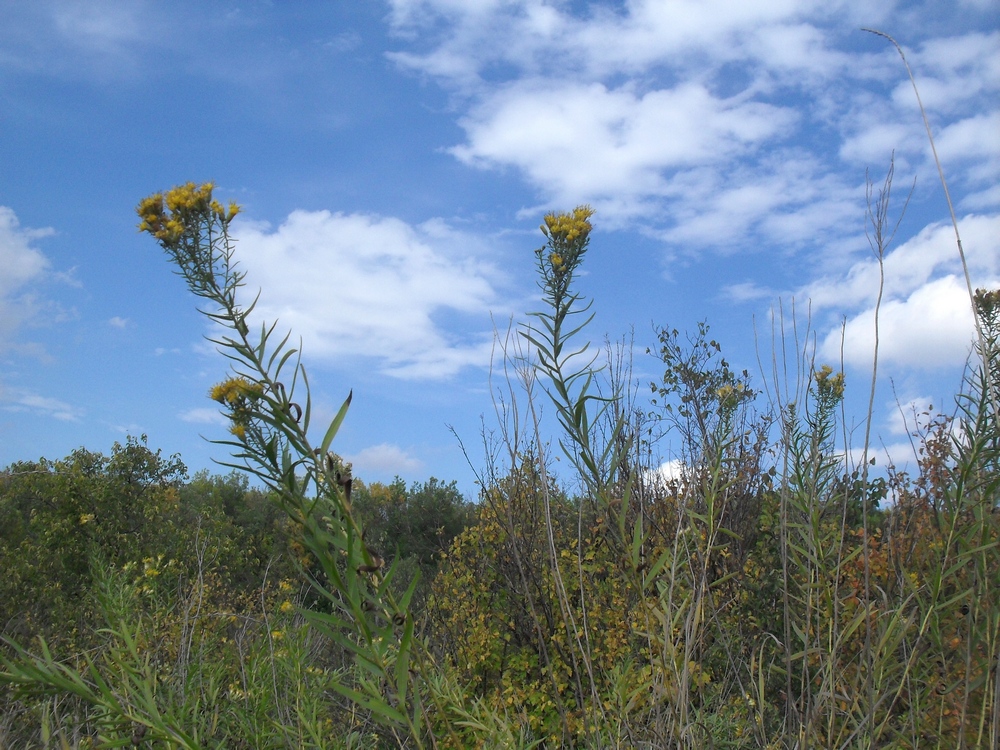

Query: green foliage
<box><xmin>353</xmin><ymin>476</ymin><xmax>473</xmax><ymax>571</ymax></box>
<box><xmin>2</xmin><ymin>189</ymin><xmax>996</xmax><ymax>748</ymax></box>
<box><xmin>352</xmin><ymin>476</ymin><xmax>473</xmax><ymax>614</ymax></box>
<box><xmin>0</xmin><ymin>438</ymin><xmax>186</xmax><ymax>648</ymax></box>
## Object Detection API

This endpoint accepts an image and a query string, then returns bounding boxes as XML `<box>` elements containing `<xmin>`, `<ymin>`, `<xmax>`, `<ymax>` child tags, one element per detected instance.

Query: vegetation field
<box><xmin>1</xmin><ymin>184</ymin><xmax>997</xmax><ymax>748</ymax></box>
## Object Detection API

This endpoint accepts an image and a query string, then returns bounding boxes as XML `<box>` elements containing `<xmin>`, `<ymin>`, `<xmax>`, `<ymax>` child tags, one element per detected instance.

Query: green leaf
<box><xmin>395</xmin><ymin>616</ymin><xmax>414</xmax><ymax>705</ymax></box>
<box><xmin>328</xmin><ymin>682</ymin><xmax>407</xmax><ymax>726</ymax></box>
<box><xmin>321</xmin><ymin>390</ymin><xmax>353</xmax><ymax>455</ymax></box>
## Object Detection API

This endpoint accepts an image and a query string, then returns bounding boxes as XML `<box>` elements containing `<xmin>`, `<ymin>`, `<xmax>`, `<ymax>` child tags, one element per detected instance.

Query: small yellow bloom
<box><xmin>209</xmin><ymin>376</ymin><xmax>262</xmax><ymax>404</ymax></box>
<box><xmin>814</xmin><ymin>364</ymin><xmax>845</xmax><ymax>399</ymax></box>
<box><xmin>542</xmin><ymin>205</ymin><xmax>594</xmax><ymax>244</ymax></box>
<box><xmin>280</xmin><ymin>600</ymin><xmax>294</xmax><ymax>613</ymax></box>
<box><xmin>136</xmin><ymin>182</ymin><xmax>240</xmax><ymax>246</ymax></box>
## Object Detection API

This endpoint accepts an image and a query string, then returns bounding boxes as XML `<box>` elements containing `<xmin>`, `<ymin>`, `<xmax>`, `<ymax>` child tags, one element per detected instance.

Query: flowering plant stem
<box><xmin>137</xmin><ymin>183</ymin><xmax>428</xmax><ymax>747</ymax></box>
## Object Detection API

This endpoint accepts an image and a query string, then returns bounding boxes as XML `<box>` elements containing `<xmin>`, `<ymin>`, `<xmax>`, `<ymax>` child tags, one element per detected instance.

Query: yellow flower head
<box><xmin>542</xmin><ymin>205</ymin><xmax>594</xmax><ymax>245</ymax></box>
<box><xmin>814</xmin><ymin>364</ymin><xmax>845</xmax><ymax>400</ymax></box>
<box><xmin>136</xmin><ymin>182</ymin><xmax>239</xmax><ymax>247</ymax></box>
<box><xmin>210</xmin><ymin>376</ymin><xmax>264</xmax><ymax>405</ymax></box>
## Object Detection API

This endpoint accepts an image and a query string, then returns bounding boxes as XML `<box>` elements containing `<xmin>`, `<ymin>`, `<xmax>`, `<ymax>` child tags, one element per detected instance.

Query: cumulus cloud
<box><xmin>660</xmin><ymin>154</ymin><xmax>860</xmax><ymax>251</ymax></box>
<box><xmin>936</xmin><ymin>111</ymin><xmax>1000</xmax><ymax>185</ymax></box>
<box><xmin>805</xmin><ymin>215</ymin><xmax>1000</xmax><ymax>310</ymax></box>
<box><xmin>452</xmin><ymin>80</ymin><xmax>797</xmax><ymax>222</ymax></box>
<box><xmin>653</xmin><ymin>458</ymin><xmax>686</xmax><ymax>484</ymax></box>
<box><xmin>386</xmin><ymin>2</ymin><xmax>997</xmax><ymax>267</ymax></box>
<box><xmin>0</xmin><ymin>386</ymin><xmax>82</xmax><ymax>422</ymax></box>
<box><xmin>388</xmin><ymin>0</ymin><xmax>863</xmax><ymax>83</ymax></box>
<box><xmin>823</xmin><ymin>275</ymin><xmax>981</xmax><ymax>369</ymax></box>
<box><xmin>892</xmin><ymin>31</ymin><xmax>1000</xmax><ymax>114</ymax></box>
<box><xmin>808</xmin><ymin>213</ymin><xmax>999</xmax><ymax>369</ymax></box>
<box><xmin>0</xmin><ymin>206</ymin><xmax>55</xmax><ymax>348</ymax></box>
<box><xmin>885</xmin><ymin>394</ymin><xmax>938</xmax><ymax>437</ymax></box>
<box><xmin>347</xmin><ymin>442</ymin><xmax>424</xmax><ymax>476</ymax></box>
<box><xmin>232</xmin><ymin>210</ymin><xmax>505</xmax><ymax>379</ymax></box>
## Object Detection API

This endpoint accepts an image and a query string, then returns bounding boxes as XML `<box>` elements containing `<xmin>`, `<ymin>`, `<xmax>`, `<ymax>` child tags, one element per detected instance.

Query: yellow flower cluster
<box><xmin>542</xmin><ymin>205</ymin><xmax>594</xmax><ymax>244</ymax></box>
<box><xmin>210</xmin><ymin>376</ymin><xmax>263</xmax><ymax>405</ymax></box>
<box><xmin>537</xmin><ymin>205</ymin><xmax>595</xmax><ymax>281</ymax></box>
<box><xmin>716</xmin><ymin>382</ymin><xmax>746</xmax><ymax>401</ymax></box>
<box><xmin>209</xmin><ymin>376</ymin><xmax>264</xmax><ymax>439</ymax></box>
<box><xmin>814</xmin><ymin>364</ymin><xmax>845</xmax><ymax>400</ymax></box>
<box><xmin>136</xmin><ymin>182</ymin><xmax>239</xmax><ymax>246</ymax></box>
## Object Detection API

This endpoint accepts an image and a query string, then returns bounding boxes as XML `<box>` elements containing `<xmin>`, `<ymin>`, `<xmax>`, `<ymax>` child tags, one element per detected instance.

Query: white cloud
<box><xmin>51</xmin><ymin>1</ymin><xmax>144</xmax><ymax>51</ymax></box>
<box><xmin>962</xmin><ymin>184</ymin><xmax>1000</xmax><ymax>211</ymax></box>
<box><xmin>893</xmin><ymin>31</ymin><xmax>1000</xmax><ymax>114</ymax></box>
<box><xmin>885</xmin><ymin>394</ymin><xmax>938</xmax><ymax>437</ymax></box>
<box><xmin>653</xmin><ymin>458</ymin><xmax>686</xmax><ymax>483</ymax></box>
<box><xmin>387</xmin><ymin>0</ymin><xmax>978</xmax><ymax>257</ymax></box>
<box><xmin>936</xmin><ymin>111</ymin><xmax>1000</xmax><ymax>184</ymax></box>
<box><xmin>0</xmin><ymin>386</ymin><xmax>82</xmax><ymax>422</ymax></box>
<box><xmin>821</xmin><ymin>274</ymin><xmax>982</xmax><ymax>369</ymax></box>
<box><xmin>798</xmin><ymin>211</ymin><xmax>1000</xmax><ymax>372</ymax></box>
<box><xmin>388</xmin><ymin>0</ymin><xmax>863</xmax><ymax>84</ymax></box>
<box><xmin>839</xmin><ymin>121</ymin><xmax>920</xmax><ymax>164</ymax></box>
<box><xmin>179</xmin><ymin>407</ymin><xmax>226</xmax><ymax>426</ymax></box>
<box><xmin>232</xmin><ymin>210</ymin><xmax>505</xmax><ymax>379</ymax></box>
<box><xmin>844</xmin><ymin>397</ymin><xmax>952</xmax><ymax>478</ymax></box>
<box><xmin>660</xmin><ymin>154</ymin><xmax>860</xmax><ymax>251</ymax></box>
<box><xmin>805</xmin><ymin>211</ymin><xmax>998</xmax><ymax>299</ymax></box>
<box><xmin>451</xmin><ymin>80</ymin><xmax>797</xmax><ymax>222</ymax></box>
<box><xmin>347</xmin><ymin>442</ymin><xmax>424</xmax><ymax>475</ymax></box>
<box><xmin>108</xmin><ymin>316</ymin><xmax>129</xmax><ymax>329</ymax></box>
<box><xmin>0</xmin><ymin>206</ymin><xmax>55</xmax><ymax>348</ymax></box>
<box><xmin>0</xmin><ymin>1</ymin><xmax>155</xmax><ymax>81</ymax></box>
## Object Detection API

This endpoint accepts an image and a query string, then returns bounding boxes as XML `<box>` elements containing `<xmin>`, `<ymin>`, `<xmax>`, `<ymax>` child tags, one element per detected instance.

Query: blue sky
<box><xmin>1</xmin><ymin>0</ymin><xmax>997</xmax><ymax>498</ymax></box>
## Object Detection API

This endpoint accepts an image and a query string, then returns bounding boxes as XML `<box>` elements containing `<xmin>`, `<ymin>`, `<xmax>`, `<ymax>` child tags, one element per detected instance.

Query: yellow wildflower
<box><xmin>542</xmin><ymin>205</ymin><xmax>594</xmax><ymax>244</ymax></box>
<box><xmin>280</xmin><ymin>600</ymin><xmax>294</xmax><ymax>613</ymax></box>
<box><xmin>164</xmin><ymin>181</ymin><xmax>214</xmax><ymax>213</ymax></box>
<box><xmin>814</xmin><ymin>364</ymin><xmax>845</xmax><ymax>400</ymax></box>
<box><xmin>210</xmin><ymin>376</ymin><xmax>264</xmax><ymax>405</ymax></box>
<box><xmin>136</xmin><ymin>182</ymin><xmax>239</xmax><ymax>247</ymax></box>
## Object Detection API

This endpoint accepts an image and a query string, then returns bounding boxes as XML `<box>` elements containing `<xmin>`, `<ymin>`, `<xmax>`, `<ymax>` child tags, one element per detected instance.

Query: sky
<box><xmin>1</xmin><ymin>0</ymin><xmax>997</xmax><ymax>499</ymax></box>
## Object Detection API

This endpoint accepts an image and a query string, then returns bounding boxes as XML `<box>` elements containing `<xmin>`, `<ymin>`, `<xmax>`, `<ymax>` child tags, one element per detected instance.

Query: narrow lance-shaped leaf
<box><xmin>321</xmin><ymin>390</ymin><xmax>353</xmax><ymax>455</ymax></box>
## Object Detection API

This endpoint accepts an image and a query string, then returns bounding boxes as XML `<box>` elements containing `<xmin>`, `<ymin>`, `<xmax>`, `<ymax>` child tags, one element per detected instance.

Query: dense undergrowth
<box><xmin>1</xmin><ymin>183</ymin><xmax>996</xmax><ymax>748</ymax></box>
